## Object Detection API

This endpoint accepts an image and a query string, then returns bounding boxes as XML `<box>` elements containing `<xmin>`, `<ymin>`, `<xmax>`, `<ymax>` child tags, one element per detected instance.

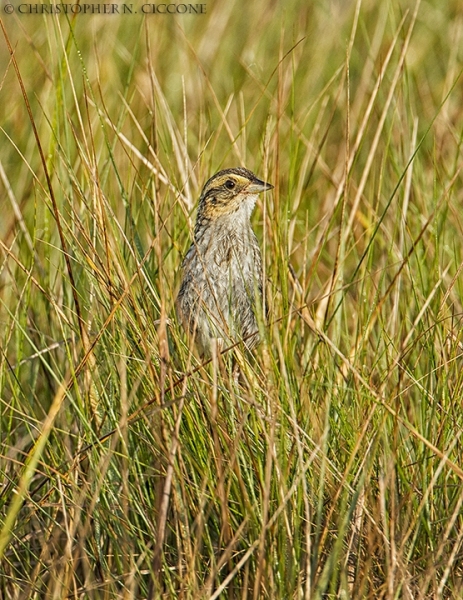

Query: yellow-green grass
<box><xmin>1</xmin><ymin>0</ymin><xmax>463</xmax><ymax>597</ymax></box>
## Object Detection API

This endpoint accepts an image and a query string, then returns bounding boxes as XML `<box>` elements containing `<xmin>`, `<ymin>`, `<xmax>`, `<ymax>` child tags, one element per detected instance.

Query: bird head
<box><xmin>196</xmin><ymin>167</ymin><xmax>273</xmax><ymax>221</ymax></box>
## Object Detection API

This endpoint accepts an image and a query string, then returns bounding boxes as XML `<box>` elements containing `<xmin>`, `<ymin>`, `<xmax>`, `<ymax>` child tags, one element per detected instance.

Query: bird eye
<box><xmin>225</xmin><ymin>179</ymin><xmax>236</xmax><ymax>190</ymax></box>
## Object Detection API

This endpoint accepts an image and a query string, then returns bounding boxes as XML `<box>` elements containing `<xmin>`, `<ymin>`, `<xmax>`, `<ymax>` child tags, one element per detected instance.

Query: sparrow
<box><xmin>176</xmin><ymin>167</ymin><xmax>273</xmax><ymax>357</ymax></box>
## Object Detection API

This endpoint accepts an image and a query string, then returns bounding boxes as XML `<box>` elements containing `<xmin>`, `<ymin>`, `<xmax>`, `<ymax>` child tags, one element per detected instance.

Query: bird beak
<box><xmin>247</xmin><ymin>178</ymin><xmax>273</xmax><ymax>193</ymax></box>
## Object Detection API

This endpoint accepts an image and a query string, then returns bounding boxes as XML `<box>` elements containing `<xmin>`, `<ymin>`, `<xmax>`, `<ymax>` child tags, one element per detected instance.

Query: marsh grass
<box><xmin>1</xmin><ymin>0</ymin><xmax>463</xmax><ymax>597</ymax></box>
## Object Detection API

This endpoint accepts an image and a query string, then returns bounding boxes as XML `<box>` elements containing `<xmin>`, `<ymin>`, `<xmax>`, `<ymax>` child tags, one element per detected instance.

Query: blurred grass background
<box><xmin>1</xmin><ymin>0</ymin><xmax>463</xmax><ymax>597</ymax></box>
